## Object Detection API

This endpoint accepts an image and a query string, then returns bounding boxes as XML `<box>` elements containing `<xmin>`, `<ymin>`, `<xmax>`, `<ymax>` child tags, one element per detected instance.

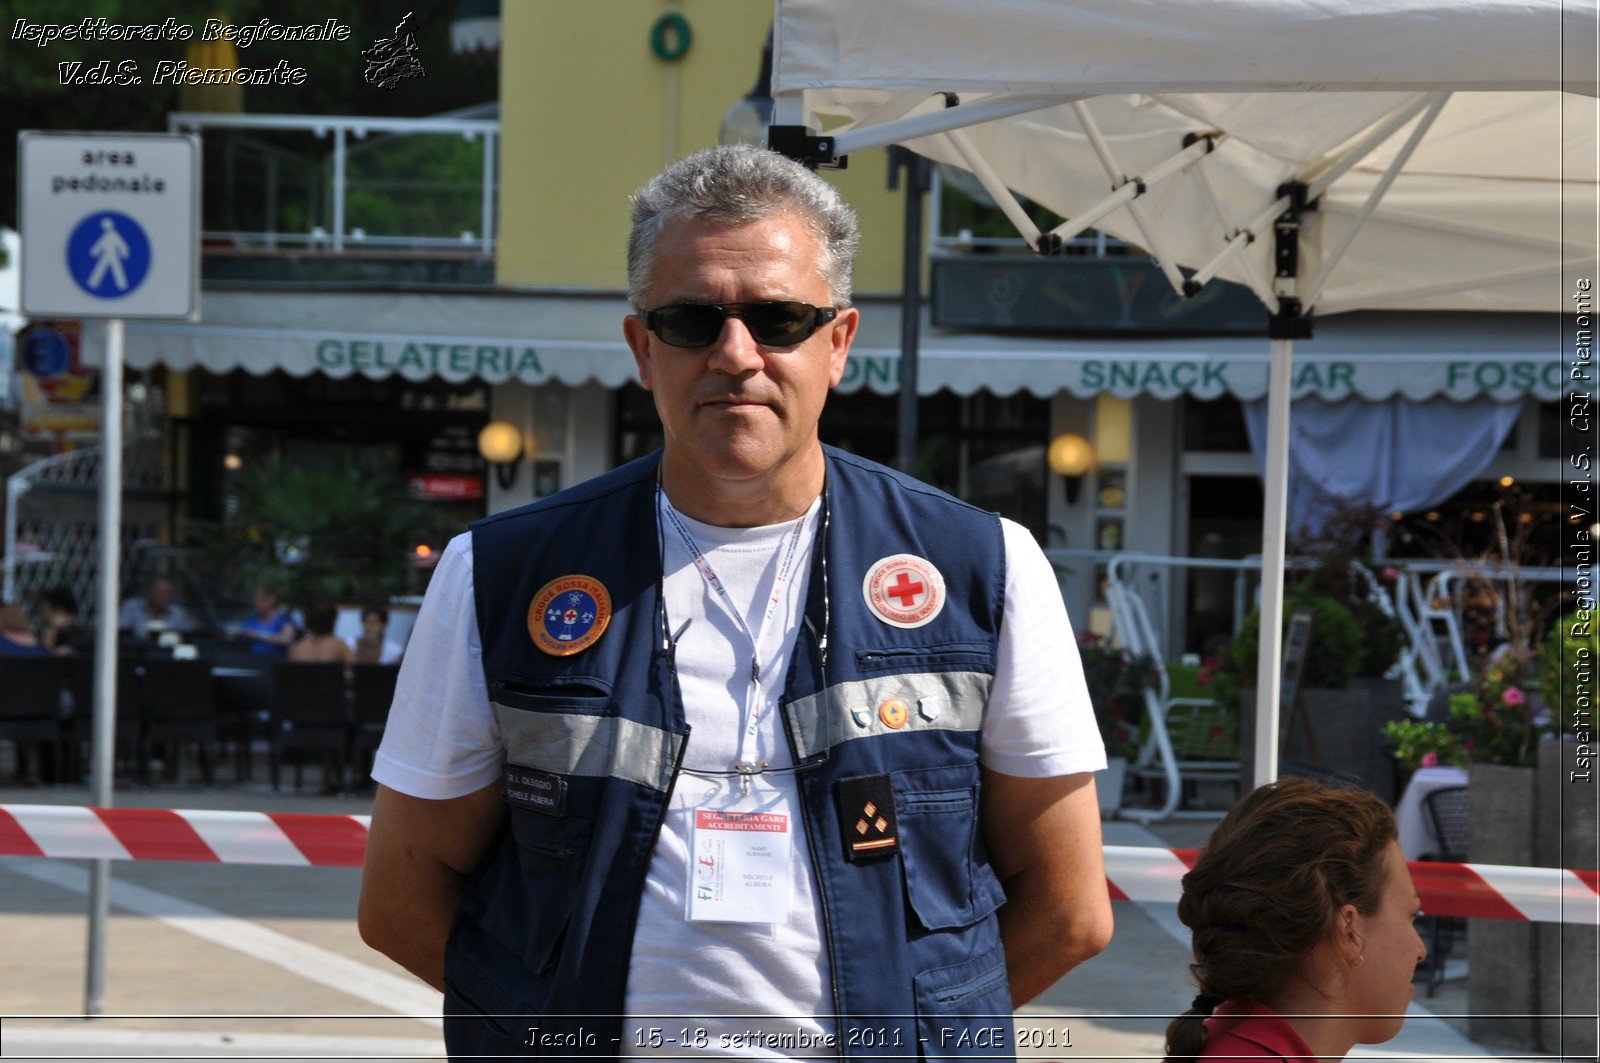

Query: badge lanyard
<box><xmin>657</xmin><ymin>487</ymin><xmax>808</xmax><ymax>791</ymax></box>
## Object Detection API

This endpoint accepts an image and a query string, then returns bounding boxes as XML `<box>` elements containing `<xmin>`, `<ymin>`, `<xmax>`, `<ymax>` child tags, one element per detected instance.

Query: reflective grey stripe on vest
<box><xmin>492</xmin><ymin>705</ymin><xmax>684</xmax><ymax>792</ymax></box>
<box><xmin>782</xmin><ymin>670</ymin><xmax>991</xmax><ymax>761</ymax></box>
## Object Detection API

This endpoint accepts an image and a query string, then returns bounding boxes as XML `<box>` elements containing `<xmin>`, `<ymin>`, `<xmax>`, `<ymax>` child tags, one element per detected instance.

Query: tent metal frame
<box><xmin>771</xmin><ymin>82</ymin><xmax>1483</xmax><ymax>785</ymax></box>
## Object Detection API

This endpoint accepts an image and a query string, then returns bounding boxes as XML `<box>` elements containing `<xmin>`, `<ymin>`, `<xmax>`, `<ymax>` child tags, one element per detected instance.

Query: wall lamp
<box><xmin>1047</xmin><ymin>432</ymin><xmax>1095</xmax><ymax>505</ymax></box>
<box><xmin>478</xmin><ymin>420</ymin><xmax>523</xmax><ymax>490</ymax></box>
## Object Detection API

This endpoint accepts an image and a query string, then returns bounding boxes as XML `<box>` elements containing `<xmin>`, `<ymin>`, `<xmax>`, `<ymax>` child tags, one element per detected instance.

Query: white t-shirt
<box><xmin>374</xmin><ymin>500</ymin><xmax>1103</xmax><ymax>1057</ymax></box>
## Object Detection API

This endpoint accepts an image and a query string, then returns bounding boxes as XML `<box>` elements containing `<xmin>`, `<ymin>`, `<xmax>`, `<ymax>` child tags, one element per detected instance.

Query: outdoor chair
<box><xmin>0</xmin><ymin>656</ymin><xmax>69</xmax><ymax>784</ymax></box>
<box><xmin>64</xmin><ymin>655</ymin><xmax>146</xmax><ymax>784</ymax></box>
<box><xmin>1417</xmin><ymin>785</ymin><xmax>1470</xmax><ymax>995</ymax></box>
<box><xmin>142</xmin><ymin>658</ymin><xmax>223</xmax><ymax>787</ymax></box>
<box><xmin>1127</xmin><ymin>660</ymin><xmax>1241</xmax><ymax>822</ymax></box>
<box><xmin>1107</xmin><ymin>577</ymin><xmax>1240</xmax><ymax>822</ymax></box>
<box><xmin>270</xmin><ymin>661</ymin><xmax>351</xmax><ymax>793</ymax></box>
<box><xmin>206</xmin><ymin>651</ymin><xmax>275</xmax><ymax>784</ymax></box>
<box><xmin>349</xmin><ymin>663</ymin><xmax>399</xmax><ymax>788</ymax></box>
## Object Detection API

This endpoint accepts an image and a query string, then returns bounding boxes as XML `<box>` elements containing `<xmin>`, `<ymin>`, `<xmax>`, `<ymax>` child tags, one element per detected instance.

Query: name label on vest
<box><xmin>504</xmin><ymin>764</ymin><xmax>568</xmax><ymax>817</ymax></box>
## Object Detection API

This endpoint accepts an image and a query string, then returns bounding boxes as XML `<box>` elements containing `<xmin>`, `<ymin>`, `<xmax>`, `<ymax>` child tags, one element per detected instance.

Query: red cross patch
<box><xmin>862</xmin><ymin>554</ymin><xmax>945</xmax><ymax>629</ymax></box>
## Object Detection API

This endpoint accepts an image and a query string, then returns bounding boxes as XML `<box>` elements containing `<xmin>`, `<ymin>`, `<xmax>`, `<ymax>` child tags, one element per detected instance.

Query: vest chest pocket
<box><xmin>893</xmin><ymin>766</ymin><xmax>1007</xmax><ymax>932</ymax></box>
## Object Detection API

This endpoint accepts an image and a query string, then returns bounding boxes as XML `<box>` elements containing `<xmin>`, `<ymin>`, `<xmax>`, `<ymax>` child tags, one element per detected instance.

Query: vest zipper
<box><xmin>786</xmin><ymin>616</ymin><xmax>845</xmax><ymax>1046</ymax></box>
<box><xmin>858</xmin><ymin>647</ymin><xmax>982</xmax><ymax>664</ymax></box>
<box><xmin>789</xmin><ymin>717</ymin><xmax>844</xmax><ymax>1047</ymax></box>
<box><xmin>615</xmin><ymin>723</ymin><xmax>690</xmax><ymax>1042</ymax></box>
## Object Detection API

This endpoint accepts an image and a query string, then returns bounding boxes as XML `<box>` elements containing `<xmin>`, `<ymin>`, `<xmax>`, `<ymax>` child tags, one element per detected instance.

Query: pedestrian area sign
<box><xmin>19</xmin><ymin>132</ymin><xmax>199</xmax><ymax>320</ymax></box>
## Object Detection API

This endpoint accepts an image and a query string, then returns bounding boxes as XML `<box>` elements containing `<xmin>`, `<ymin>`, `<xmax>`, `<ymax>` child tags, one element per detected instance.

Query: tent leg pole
<box><xmin>893</xmin><ymin>148</ymin><xmax>929</xmax><ymax>473</ymax></box>
<box><xmin>1252</xmin><ymin>336</ymin><xmax>1295</xmax><ymax>788</ymax></box>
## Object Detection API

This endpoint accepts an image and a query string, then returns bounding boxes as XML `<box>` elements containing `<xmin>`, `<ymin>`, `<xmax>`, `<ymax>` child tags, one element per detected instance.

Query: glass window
<box><xmin>1182</xmin><ymin>395</ymin><xmax>1252</xmax><ymax>453</ymax></box>
<box><xmin>1183</xmin><ymin>474</ymin><xmax>1265</xmax><ymax>654</ymax></box>
<box><xmin>820</xmin><ymin>390</ymin><xmax>1048</xmax><ymax>536</ymax></box>
<box><xmin>1538</xmin><ymin>397</ymin><xmax>1588</xmax><ymax>459</ymax></box>
<box><xmin>1387</xmin><ymin>480</ymin><xmax>1563</xmax><ymax>570</ymax></box>
<box><xmin>613</xmin><ymin>385</ymin><xmax>1049</xmax><ymax>537</ymax></box>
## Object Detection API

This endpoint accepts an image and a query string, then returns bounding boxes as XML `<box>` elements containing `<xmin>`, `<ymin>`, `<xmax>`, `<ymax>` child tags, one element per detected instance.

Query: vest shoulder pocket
<box><xmin>857</xmin><ymin>642</ymin><xmax>992</xmax><ymax>675</ymax></box>
<box><xmin>893</xmin><ymin>765</ymin><xmax>1007</xmax><ymax>932</ymax></box>
<box><xmin>491</xmin><ymin>677</ymin><xmax>613</xmax><ymax>714</ymax></box>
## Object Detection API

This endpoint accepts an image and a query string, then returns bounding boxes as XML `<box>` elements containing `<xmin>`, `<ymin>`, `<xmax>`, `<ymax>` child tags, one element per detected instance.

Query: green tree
<box><xmin>193</xmin><ymin>458</ymin><xmax>440</xmax><ymax>609</ymax></box>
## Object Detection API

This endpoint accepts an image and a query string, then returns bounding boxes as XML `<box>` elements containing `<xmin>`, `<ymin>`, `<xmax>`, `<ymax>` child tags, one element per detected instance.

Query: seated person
<box><xmin>0</xmin><ymin>602</ymin><xmax>52</xmax><ymax>657</ymax></box>
<box><xmin>117</xmin><ymin>576</ymin><xmax>196</xmax><ymax>636</ymax></box>
<box><xmin>348</xmin><ymin>605</ymin><xmax>404</xmax><ymax>665</ymax></box>
<box><xmin>37</xmin><ymin>585</ymin><xmax>88</xmax><ymax>655</ymax></box>
<box><xmin>0</xmin><ymin>602</ymin><xmax>55</xmax><ymax>784</ymax></box>
<box><xmin>237</xmin><ymin>585</ymin><xmax>297</xmax><ymax>657</ymax></box>
<box><xmin>289</xmin><ymin>603</ymin><xmax>354</xmax><ymax>665</ymax></box>
<box><xmin>1165</xmin><ymin>777</ymin><xmax>1426</xmax><ymax>1062</ymax></box>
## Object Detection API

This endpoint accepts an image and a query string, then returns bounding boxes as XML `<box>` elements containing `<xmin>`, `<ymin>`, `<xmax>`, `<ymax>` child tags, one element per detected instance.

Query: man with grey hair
<box><xmin>361</xmin><ymin>145</ymin><xmax>1111</xmax><ymax>1060</ymax></box>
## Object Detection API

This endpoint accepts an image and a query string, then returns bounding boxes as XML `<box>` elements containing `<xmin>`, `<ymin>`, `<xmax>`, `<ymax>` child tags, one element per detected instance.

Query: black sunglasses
<box><xmin>640</xmin><ymin>301</ymin><xmax>839</xmax><ymax>349</ymax></box>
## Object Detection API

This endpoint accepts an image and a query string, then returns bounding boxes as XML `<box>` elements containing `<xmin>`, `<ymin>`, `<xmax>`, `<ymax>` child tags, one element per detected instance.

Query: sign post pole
<box><xmin>18</xmin><ymin>130</ymin><xmax>198</xmax><ymax>1018</ymax></box>
<box><xmin>85</xmin><ymin>316</ymin><xmax>123</xmax><ymax>1017</ymax></box>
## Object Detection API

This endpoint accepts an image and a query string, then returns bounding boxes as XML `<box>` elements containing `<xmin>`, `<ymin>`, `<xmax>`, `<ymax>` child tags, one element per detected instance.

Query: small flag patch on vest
<box><xmin>837</xmin><ymin>774</ymin><xmax>898</xmax><ymax>862</ymax></box>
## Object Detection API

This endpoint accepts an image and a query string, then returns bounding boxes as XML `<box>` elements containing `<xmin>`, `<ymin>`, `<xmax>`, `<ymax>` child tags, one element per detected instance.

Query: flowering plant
<box><xmin>1382</xmin><ymin>651</ymin><xmax>1554</xmax><ymax>768</ymax></box>
<box><xmin>1382</xmin><ymin>718</ymin><xmax>1467</xmax><ymax>769</ymax></box>
<box><xmin>1077</xmin><ymin>633</ymin><xmax>1158</xmax><ymax>760</ymax></box>
<box><xmin>1443</xmin><ymin>653</ymin><xmax>1552</xmax><ymax>766</ymax></box>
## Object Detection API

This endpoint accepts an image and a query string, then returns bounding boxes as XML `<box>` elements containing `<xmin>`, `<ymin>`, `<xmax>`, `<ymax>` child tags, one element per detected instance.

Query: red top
<box><xmin>1200</xmin><ymin>1001</ymin><xmax>1317</xmax><ymax>1061</ymax></box>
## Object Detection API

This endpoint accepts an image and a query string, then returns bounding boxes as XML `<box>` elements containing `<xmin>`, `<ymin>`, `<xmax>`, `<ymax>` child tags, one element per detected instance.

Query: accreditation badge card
<box><xmin>687</xmin><ymin>792</ymin><xmax>795</xmax><ymax>924</ymax></box>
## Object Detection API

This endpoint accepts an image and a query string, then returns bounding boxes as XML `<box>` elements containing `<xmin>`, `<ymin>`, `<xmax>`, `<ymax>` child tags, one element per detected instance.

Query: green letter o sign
<box><xmin>649</xmin><ymin>12</ymin><xmax>691</xmax><ymax>61</ymax></box>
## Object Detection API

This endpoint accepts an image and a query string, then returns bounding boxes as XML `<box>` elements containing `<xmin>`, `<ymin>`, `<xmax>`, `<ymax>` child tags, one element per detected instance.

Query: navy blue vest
<box><xmin>448</xmin><ymin>447</ymin><xmax>1014</xmax><ymax>1060</ymax></box>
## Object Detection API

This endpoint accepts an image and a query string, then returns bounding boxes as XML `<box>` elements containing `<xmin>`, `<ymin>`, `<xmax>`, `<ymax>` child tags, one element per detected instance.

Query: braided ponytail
<box><xmin>1161</xmin><ymin>778</ymin><xmax>1395</xmax><ymax>1063</ymax></box>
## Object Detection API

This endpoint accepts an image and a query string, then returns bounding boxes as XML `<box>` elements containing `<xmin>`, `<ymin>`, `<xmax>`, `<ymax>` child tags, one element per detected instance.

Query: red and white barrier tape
<box><xmin>0</xmin><ymin>804</ymin><xmax>370</xmax><ymax>869</ymax></box>
<box><xmin>1100</xmin><ymin>845</ymin><xmax>1600</xmax><ymax>926</ymax></box>
<box><xmin>2</xmin><ymin>804</ymin><xmax>1596</xmax><ymax>925</ymax></box>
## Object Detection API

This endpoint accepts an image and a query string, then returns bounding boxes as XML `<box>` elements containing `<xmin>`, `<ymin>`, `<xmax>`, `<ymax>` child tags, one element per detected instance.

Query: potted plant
<box><xmin>1383</xmin><ymin>651</ymin><xmax>1552</xmax><ymax>764</ymax></box>
<box><xmin>1078</xmin><ymin>633</ymin><xmax>1157</xmax><ymax>814</ymax></box>
<box><xmin>1375</xmin><ymin>494</ymin><xmax>1577</xmax><ymax>1052</ymax></box>
<box><xmin>1219</xmin><ymin>585</ymin><xmax>1413</xmax><ymax>794</ymax></box>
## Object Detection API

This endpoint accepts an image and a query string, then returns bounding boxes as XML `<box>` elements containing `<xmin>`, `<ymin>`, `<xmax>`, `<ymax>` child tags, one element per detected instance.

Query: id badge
<box><xmin>687</xmin><ymin>792</ymin><xmax>794</xmax><ymax>924</ymax></box>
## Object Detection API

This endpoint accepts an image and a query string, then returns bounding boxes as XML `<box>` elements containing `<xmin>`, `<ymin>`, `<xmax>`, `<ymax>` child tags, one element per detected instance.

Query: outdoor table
<box><xmin>1394</xmin><ymin>765</ymin><xmax>1469</xmax><ymax>860</ymax></box>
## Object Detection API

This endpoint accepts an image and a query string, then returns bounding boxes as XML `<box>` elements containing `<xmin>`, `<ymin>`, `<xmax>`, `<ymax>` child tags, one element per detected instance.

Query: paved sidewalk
<box><xmin>0</xmin><ymin>785</ymin><xmax>1544</xmax><ymax>1060</ymax></box>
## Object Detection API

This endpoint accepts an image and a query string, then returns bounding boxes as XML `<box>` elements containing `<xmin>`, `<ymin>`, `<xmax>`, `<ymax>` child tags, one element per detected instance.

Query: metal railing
<box><xmin>1047</xmin><ymin>548</ymin><xmax>1570</xmax><ymax>712</ymax></box>
<box><xmin>167</xmin><ymin>112</ymin><xmax>498</xmax><ymax>255</ymax></box>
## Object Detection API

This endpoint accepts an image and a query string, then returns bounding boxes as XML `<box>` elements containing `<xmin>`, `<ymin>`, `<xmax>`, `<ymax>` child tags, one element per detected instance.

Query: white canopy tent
<box><xmin>768</xmin><ymin>0</ymin><xmax>1597</xmax><ymax>784</ymax></box>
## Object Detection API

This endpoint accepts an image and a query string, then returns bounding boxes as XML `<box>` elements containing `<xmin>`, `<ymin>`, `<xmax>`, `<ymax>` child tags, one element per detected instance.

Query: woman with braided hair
<box><xmin>1164</xmin><ymin>777</ymin><xmax>1427</xmax><ymax>1062</ymax></box>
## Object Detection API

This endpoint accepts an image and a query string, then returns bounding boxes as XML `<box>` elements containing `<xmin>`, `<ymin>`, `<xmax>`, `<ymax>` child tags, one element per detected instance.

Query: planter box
<box><xmin>1535</xmin><ymin>737</ymin><xmax>1598</xmax><ymax>1058</ymax></box>
<box><xmin>1238</xmin><ymin>680</ymin><xmax>1408</xmax><ymax>801</ymax></box>
<box><xmin>1468</xmin><ymin>740</ymin><xmax>1597</xmax><ymax>1056</ymax></box>
<box><xmin>1467</xmin><ymin>762</ymin><xmax>1539</xmax><ymax>1050</ymax></box>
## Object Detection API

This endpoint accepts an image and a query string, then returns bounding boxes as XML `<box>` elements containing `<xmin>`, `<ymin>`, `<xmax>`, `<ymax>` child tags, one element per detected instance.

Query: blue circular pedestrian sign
<box><xmin>66</xmin><ymin>211</ymin><xmax>151</xmax><ymax>299</ymax></box>
<box><xmin>20</xmin><ymin>327</ymin><xmax>71</xmax><ymax>377</ymax></box>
